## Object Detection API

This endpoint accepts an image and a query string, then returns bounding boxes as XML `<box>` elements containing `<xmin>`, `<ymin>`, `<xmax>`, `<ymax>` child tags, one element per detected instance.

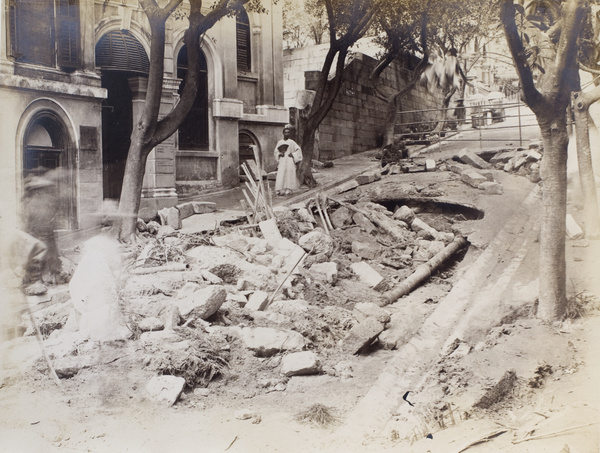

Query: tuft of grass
<box><xmin>564</xmin><ymin>291</ymin><xmax>598</xmax><ymax>319</ymax></box>
<box><xmin>294</xmin><ymin>404</ymin><xmax>340</xmax><ymax>428</ymax></box>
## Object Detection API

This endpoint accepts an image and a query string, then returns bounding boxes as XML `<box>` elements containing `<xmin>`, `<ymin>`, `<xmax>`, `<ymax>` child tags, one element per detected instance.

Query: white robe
<box><xmin>274</xmin><ymin>139</ymin><xmax>302</xmax><ymax>192</ymax></box>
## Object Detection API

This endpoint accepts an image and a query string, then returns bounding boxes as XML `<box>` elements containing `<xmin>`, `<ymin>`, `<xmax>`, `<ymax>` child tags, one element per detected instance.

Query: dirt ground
<box><xmin>1</xmin><ymin>153</ymin><xmax>599</xmax><ymax>453</ymax></box>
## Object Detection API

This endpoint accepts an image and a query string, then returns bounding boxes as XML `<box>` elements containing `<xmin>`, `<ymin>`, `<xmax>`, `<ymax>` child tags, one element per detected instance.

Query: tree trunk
<box><xmin>432</xmin><ymin>87</ymin><xmax>456</xmax><ymax>133</ymax></box>
<box><xmin>298</xmin><ymin>127</ymin><xmax>318</xmax><ymax>187</ymax></box>
<box><xmin>116</xmin><ymin>138</ymin><xmax>150</xmax><ymax>242</ymax></box>
<box><xmin>538</xmin><ymin>115</ymin><xmax>569</xmax><ymax>320</ymax></box>
<box><xmin>572</xmin><ymin>91</ymin><xmax>600</xmax><ymax>238</ymax></box>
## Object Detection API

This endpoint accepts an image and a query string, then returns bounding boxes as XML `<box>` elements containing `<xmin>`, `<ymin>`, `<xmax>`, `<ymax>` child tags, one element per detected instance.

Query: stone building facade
<box><xmin>0</xmin><ymin>0</ymin><xmax>287</xmax><ymax>232</ymax></box>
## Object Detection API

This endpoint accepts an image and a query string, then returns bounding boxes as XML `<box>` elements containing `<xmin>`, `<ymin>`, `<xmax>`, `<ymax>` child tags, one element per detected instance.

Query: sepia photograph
<box><xmin>0</xmin><ymin>0</ymin><xmax>598</xmax><ymax>451</ymax></box>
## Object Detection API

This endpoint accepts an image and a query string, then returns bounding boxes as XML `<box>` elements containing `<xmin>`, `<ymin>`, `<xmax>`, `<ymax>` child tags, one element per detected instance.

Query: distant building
<box><xmin>0</xmin><ymin>0</ymin><xmax>287</xmax><ymax>231</ymax></box>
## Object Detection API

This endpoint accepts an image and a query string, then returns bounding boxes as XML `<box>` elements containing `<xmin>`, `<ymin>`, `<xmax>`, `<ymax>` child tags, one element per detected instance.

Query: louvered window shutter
<box><xmin>236</xmin><ymin>10</ymin><xmax>251</xmax><ymax>72</ymax></box>
<box><xmin>8</xmin><ymin>0</ymin><xmax>54</xmax><ymax>66</ymax></box>
<box><xmin>57</xmin><ymin>0</ymin><xmax>81</xmax><ymax>69</ymax></box>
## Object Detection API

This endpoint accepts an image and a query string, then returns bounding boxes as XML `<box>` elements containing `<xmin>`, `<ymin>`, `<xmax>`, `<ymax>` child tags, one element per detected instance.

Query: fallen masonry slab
<box><xmin>478</xmin><ymin>181</ymin><xmax>504</xmax><ymax>195</ymax></box>
<box><xmin>236</xmin><ymin>326</ymin><xmax>306</xmax><ymax>357</ymax></box>
<box><xmin>340</xmin><ymin>317</ymin><xmax>384</xmax><ymax>354</ymax></box>
<box><xmin>425</xmin><ymin>159</ymin><xmax>436</xmax><ymax>171</ymax></box>
<box><xmin>191</xmin><ymin>201</ymin><xmax>217</xmax><ymax>214</ymax></box>
<box><xmin>526</xmin><ymin>150</ymin><xmax>542</xmax><ymax>162</ymax></box>
<box><xmin>353</xmin><ymin>212</ymin><xmax>377</xmax><ymax>235</ymax></box>
<box><xmin>350</xmin><ymin>262</ymin><xmax>385</xmax><ymax>290</ymax></box>
<box><xmin>352</xmin><ymin>241</ymin><xmax>379</xmax><ymax>260</ymax></box>
<box><xmin>461</xmin><ymin>169</ymin><xmax>489</xmax><ymax>188</ymax></box>
<box><xmin>176</xmin><ymin>202</ymin><xmax>195</xmax><ymax>220</ymax></box>
<box><xmin>330</xmin><ymin>206</ymin><xmax>353</xmax><ymax>229</ymax></box>
<box><xmin>336</xmin><ymin>180</ymin><xmax>360</xmax><ymax>194</ymax></box>
<box><xmin>490</xmin><ymin>150</ymin><xmax>518</xmax><ymax>165</ymax></box>
<box><xmin>456</xmin><ymin>149</ymin><xmax>492</xmax><ymax>170</ymax></box>
<box><xmin>309</xmin><ymin>261</ymin><xmax>338</xmax><ymax>284</ymax></box>
<box><xmin>280</xmin><ymin>351</ymin><xmax>322</xmax><ymax>376</ymax></box>
<box><xmin>356</xmin><ymin>170</ymin><xmax>382</xmax><ymax>185</ymax></box>
<box><xmin>146</xmin><ymin>375</ymin><xmax>185</xmax><ymax>406</ymax></box>
<box><xmin>176</xmin><ymin>285</ymin><xmax>226</xmax><ymax>320</ymax></box>
<box><xmin>393</xmin><ymin>206</ymin><xmax>416</xmax><ymax>224</ymax></box>
<box><xmin>353</xmin><ymin>302</ymin><xmax>390</xmax><ymax>324</ymax></box>
<box><xmin>246</xmin><ymin>290</ymin><xmax>270</xmax><ymax>311</ymax></box>
<box><xmin>158</xmin><ymin>207</ymin><xmax>181</xmax><ymax>230</ymax></box>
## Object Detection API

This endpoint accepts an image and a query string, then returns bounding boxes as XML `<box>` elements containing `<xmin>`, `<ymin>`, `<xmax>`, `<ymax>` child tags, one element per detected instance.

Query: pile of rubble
<box><xmin>10</xmin><ymin>182</ymin><xmax>472</xmax><ymax>407</ymax></box>
<box><xmin>448</xmin><ymin>141</ymin><xmax>544</xmax><ymax>196</ymax></box>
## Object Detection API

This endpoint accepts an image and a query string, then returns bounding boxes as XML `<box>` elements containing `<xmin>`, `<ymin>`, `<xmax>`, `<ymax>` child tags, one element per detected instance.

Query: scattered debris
<box><xmin>294</xmin><ymin>404</ymin><xmax>340</xmax><ymax>428</ymax></box>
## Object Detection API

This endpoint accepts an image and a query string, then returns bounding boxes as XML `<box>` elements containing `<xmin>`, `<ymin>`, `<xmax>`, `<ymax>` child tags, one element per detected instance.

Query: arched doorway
<box><xmin>22</xmin><ymin>113</ymin><xmax>76</xmax><ymax>230</ymax></box>
<box><xmin>238</xmin><ymin>131</ymin><xmax>261</xmax><ymax>178</ymax></box>
<box><xmin>95</xmin><ymin>30</ymin><xmax>149</xmax><ymax>200</ymax></box>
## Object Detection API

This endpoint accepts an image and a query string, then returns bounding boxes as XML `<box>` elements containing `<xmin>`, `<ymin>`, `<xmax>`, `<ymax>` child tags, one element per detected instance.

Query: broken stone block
<box><xmin>309</xmin><ymin>261</ymin><xmax>338</xmax><ymax>284</ymax></box>
<box><xmin>461</xmin><ymin>169</ymin><xmax>489</xmax><ymax>188</ymax></box>
<box><xmin>330</xmin><ymin>206</ymin><xmax>353</xmax><ymax>229</ymax></box>
<box><xmin>479</xmin><ymin>170</ymin><xmax>494</xmax><ymax>181</ymax></box>
<box><xmin>353</xmin><ymin>212</ymin><xmax>377</xmax><ymax>235</ymax></box>
<box><xmin>340</xmin><ymin>317</ymin><xmax>384</xmax><ymax>354</ymax></box>
<box><xmin>336</xmin><ymin>179</ymin><xmax>360</xmax><ymax>194</ymax></box>
<box><xmin>393</xmin><ymin>205</ymin><xmax>416</xmax><ymax>224</ymax></box>
<box><xmin>296</xmin><ymin>207</ymin><xmax>316</xmax><ymax>224</ymax></box>
<box><xmin>474</xmin><ymin>370</ymin><xmax>517</xmax><ymax>409</ymax></box>
<box><xmin>259</xmin><ymin>218</ymin><xmax>283</xmax><ymax>244</ymax></box>
<box><xmin>226</xmin><ymin>292</ymin><xmax>248</xmax><ymax>306</ymax></box>
<box><xmin>410</xmin><ymin>218</ymin><xmax>439</xmax><ymax>239</ymax></box>
<box><xmin>176</xmin><ymin>285</ymin><xmax>227</xmax><ymax>320</ymax></box>
<box><xmin>350</xmin><ymin>262</ymin><xmax>385</xmax><ymax>290</ymax></box>
<box><xmin>503</xmin><ymin>160</ymin><xmax>515</xmax><ymax>173</ymax></box>
<box><xmin>356</xmin><ymin>170</ymin><xmax>381</xmax><ymax>185</ymax></box>
<box><xmin>268</xmin><ymin>299</ymin><xmax>310</xmax><ymax>317</ymax></box>
<box><xmin>176</xmin><ymin>202</ymin><xmax>195</xmax><ymax>220</ymax></box>
<box><xmin>425</xmin><ymin>159</ymin><xmax>436</xmax><ymax>171</ymax></box>
<box><xmin>177</xmin><ymin>282</ymin><xmax>203</xmax><ymax>299</ymax></box>
<box><xmin>138</xmin><ymin>206</ymin><xmax>158</xmax><ymax>223</ymax></box>
<box><xmin>158</xmin><ymin>207</ymin><xmax>181</xmax><ymax>230</ymax></box>
<box><xmin>138</xmin><ymin>317</ymin><xmax>164</xmax><ymax>332</ymax></box>
<box><xmin>449</xmin><ymin>162</ymin><xmax>468</xmax><ymax>174</ymax></box>
<box><xmin>191</xmin><ymin>201</ymin><xmax>217</xmax><ymax>214</ymax></box>
<box><xmin>298</xmin><ymin>229</ymin><xmax>334</xmax><ymax>256</ymax></box>
<box><xmin>246</xmin><ymin>290</ymin><xmax>270</xmax><ymax>311</ymax></box>
<box><xmin>478</xmin><ymin>181</ymin><xmax>504</xmax><ymax>195</ymax></box>
<box><xmin>490</xmin><ymin>150</ymin><xmax>518</xmax><ymax>165</ymax></box>
<box><xmin>146</xmin><ymin>375</ymin><xmax>185</xmax><ymax>406</ymax></box>
<box><xmin>236</xmin><ymin>326</ymin><xmax>306</xmax><ymax>357</ymax></box>
<box><xmin>566</xmin><ymin>214</ymin><xmax>584</xmax><ymax>239</ymax></box>
<box><xmin>529</xmin><ymin>139</ymin><xmax>542</xmax><ymax>149</ymax></box>
<box><xmin>456</xmin><ymin>149</ymin><xmax>492</xmax><ymax>169</ymax></box>
<box><xmin>280</xmin><ymin>351</ymin><xmax>322</xmax><ymax>377</ymax></box>
<box><xmin>512</xmin><ymin>155</ymin><xmax>528</xmax><ymax>171</ymax></box>
<box><xmin>526</xmin><ymin>150</ymin><xmax>542</xmax><ymax>162</ymax></box>
<box><xmin>353</xmin><ymin>302</ymin><xmax>390</xmax><ymax>324</ymax></box>
<box><xmin>201</xmin><ymin>269</ymin><xmax>223</xmax><ymax>284</ymax></box>
<box><xmin>351</xmin><ymin>241</ymin><xmax>379</xmax><ymax>260</ymax></box>
<box><xmin>529</xmin><ymin>169</ymin><xmax>542</xmax><ymax>183</ymax></box>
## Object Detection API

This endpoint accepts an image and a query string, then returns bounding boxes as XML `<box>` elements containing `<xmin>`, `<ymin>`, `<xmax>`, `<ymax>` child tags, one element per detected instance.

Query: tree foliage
<box><xmin>283</xmin><ymin>0</ymin><xmax>327</xmax><ymax>47</ymax></box>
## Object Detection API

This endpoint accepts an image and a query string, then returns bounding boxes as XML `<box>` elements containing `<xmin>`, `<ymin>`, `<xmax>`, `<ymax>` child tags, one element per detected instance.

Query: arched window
<box><xmin>236</xmin><ymin>7</ymin><xmax>251</xmax><ymax>72</ymax></box>
<box><xmin>177</xmin><ymin>45</ymin><xmax>209</xmax><ymax>150</ymax></box>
